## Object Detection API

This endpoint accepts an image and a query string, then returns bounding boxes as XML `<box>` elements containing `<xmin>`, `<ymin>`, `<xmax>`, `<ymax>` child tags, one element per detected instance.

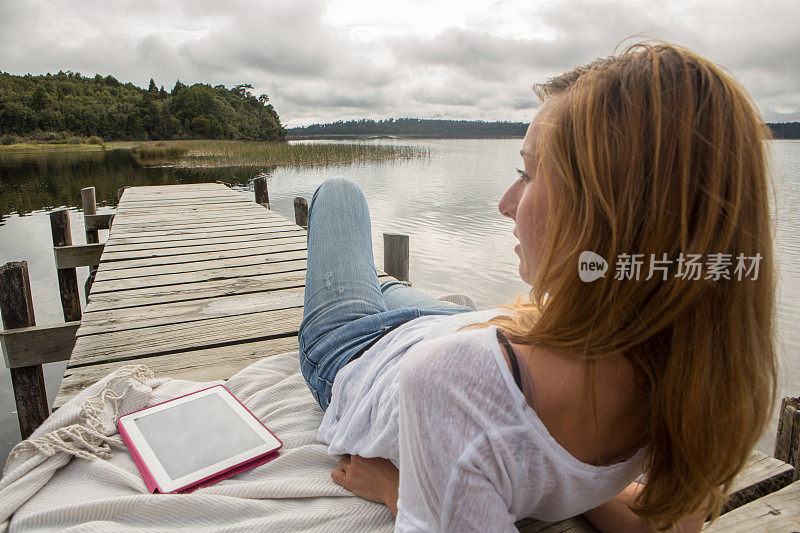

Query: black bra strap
<box><xmin>496</xmin><ymin>329</ymin><xmax>523</xmax><ymax>392</ymax></box>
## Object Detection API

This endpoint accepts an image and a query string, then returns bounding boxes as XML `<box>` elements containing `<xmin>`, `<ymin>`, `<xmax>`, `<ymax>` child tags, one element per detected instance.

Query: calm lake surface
<box><xmin>0</xmin><ymin>140</ymin><xmax>798</xmax><ymax>465</ymax></box>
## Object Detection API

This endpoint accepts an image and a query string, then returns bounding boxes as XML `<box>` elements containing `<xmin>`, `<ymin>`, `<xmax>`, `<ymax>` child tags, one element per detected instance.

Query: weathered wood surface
<box><xmin>774</xmin><ymin>397</ymin><xmax>800</xmax><ymax>477</ymax></box>
<box><xmin>2</xmin><ymin>321</ymin><xmax>79</xmax><ymax>367</ymax></box>
<box><xmin>54</xmin><ymin>337</ymin><xmax>300</xmax><ymax>409</ymax></box>
<box><xmin>52</xmin><ymin>183</ymin><xmax>398</xmax><ymax>421</ymax></box>
<box><xmin>53</xmin><ymin>243</ymin><xmax>105</xmax><ymax>269</ymax></box>
<box><xmin>81</xmin><ymin>187</ymin><xmax>99</xmax><ymax>245</ymax></box>
<box><xmin>0</xmin><ymin>261</ymin><xmax>49</xmax><ymax>439</ymax></box>
<box><xmin>50</xmin><ymin>209</ymin><xmax>82</xmax><ymax>322</ymax></box>
<box><xmin>704</xmin><ymin>480</ymin><xmax>800</xmax><ymax>531</ymax></box>
<box><xmin>516</xmin><ymin>516</ymin><xmax>597</xmax><ymax>532</ymax></box>
<box><xmin>723</xmin><ymin>449</ymin><xmax>796</xmax><ymax>512</ymax></box>
<box><xmin>84</xmin><ymin>213</ymin><xmax>114</xmax><ymax>232</ymax></box>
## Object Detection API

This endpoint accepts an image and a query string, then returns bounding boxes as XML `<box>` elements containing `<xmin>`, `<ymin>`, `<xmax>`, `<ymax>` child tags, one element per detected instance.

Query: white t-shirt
<box><xmin>317</xmin><ymin>309</ymin><xmax>647</xmax><ymax>531</ymax></box>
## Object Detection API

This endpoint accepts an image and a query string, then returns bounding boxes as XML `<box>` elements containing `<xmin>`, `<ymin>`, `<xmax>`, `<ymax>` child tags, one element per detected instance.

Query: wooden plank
<box><xmin>723</xmin><ymin>449</ymin><xmax>796</xmax><ymax>513</ymax></box>
<box><xmin>116</xmin><ymin>203</ymin><xmax>259</xmax><ymax>214</ymax></box>
<box><xmin>102</xmin><ymin>230</ymin><xmax>306</xmax><ymax>253</ymax></box>
<box><xmin>91</xmin><ymin>251</ymin><xmax>307</xmax><ymax>283</ymax></box>
<box><xmin>85</xmin><ymin>270</ymin><xmax>308</xmax><ymax>311</ymax></box>
<box><xmin>109</xmin><ymin>212</ymin><xmax>283</xmax><ymax>227</ymax></box>
<box><xmin>68</xmin><ymin>306</ymin><xmax>302</xmax><ymax>366</ymax></box>
<box><xmin>84</xmin><ymin>213</ymin><xmax>114</xmax><ymax>232</ymax></box>
<box><xmin>704</xmin><ymin>480</ymin><xmax>800</xmax><ymax>531</ymax></box>
<box><xmin>108</xmin><ymin>219</ymin><xmax>295</xmax><ymax>237</ymax></box>
<box><xmin>122</xmin><ymin>183</ymin><xmax>225</xmax><ymax>193</ymax></box>
<box><xmin>99</xmin><ymin>235</ymin><xmax>305</xmax><ymax>262</ymax></box>
<box><xmin>1</xmin><ymin>322</ymin><xmax>79</xmax><ymax>367</ymax></box>
<box><xmin>90</xmin><ymin>257</ymin><xmax>307</xmax><ymax>292</ymax></box>
<box><xmin>116</xmin><ymin>203</ymin><xmax>265</xmax><ymax>214</ymax></box>
<box><xmin>105</xmin><ymin>226</ymin><xmax>303</xmax><ymax>246</ymax></box>
<box><xmin>78</xmin><ymin>287</ymin><xmax>305</xmax><ymax>335</ymax></box>
<box><xmin>119</xmin><ymin>197</ymin><xmax>249</xmax><ymax>205</ymax></box>
<box><xmin>95</xmin><ymin>240</ymin><xmax>308</xmax><ymax>271</ymax></box>
<box><xmin>83</xmin><ymin>275</ymin><xmax>394</xmax><ymax>330</ymax></box>
<box><xmin>53</xmin><ymin>336</ymin><xmax>299</xmax><ymax>409</ymax></box>
<box><xmin>516</xmin><ymin>516</ymin><xmax>597</xmax><ymax>532</ymax></box>
<box><xmin>53</xmin><ymin>243</ymin><xmax>105</xmax><ymax>269</ymax></box>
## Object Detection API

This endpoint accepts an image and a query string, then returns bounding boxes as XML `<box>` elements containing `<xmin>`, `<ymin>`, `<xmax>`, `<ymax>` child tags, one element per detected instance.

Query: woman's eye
<box><xmin>516</xmin><ymin>168</ymin><xmax>530</xmax><ymax>183</ymax></box>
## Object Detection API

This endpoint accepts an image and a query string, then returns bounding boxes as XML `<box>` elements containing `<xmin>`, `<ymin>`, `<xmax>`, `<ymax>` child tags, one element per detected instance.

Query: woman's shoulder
<box><xmin>399</xmin><ymin>322</ymin><xmax>529</xmax><ymax>417</ymax></box>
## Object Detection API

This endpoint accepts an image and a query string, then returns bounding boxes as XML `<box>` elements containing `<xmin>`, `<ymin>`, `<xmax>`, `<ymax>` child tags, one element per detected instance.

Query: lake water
<box><xmin>0</xmin><ymin>140</ymin><xmax>798</xmax><ymax>465</ymax></box>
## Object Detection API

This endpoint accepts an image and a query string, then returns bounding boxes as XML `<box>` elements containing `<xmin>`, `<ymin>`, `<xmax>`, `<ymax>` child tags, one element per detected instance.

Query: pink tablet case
<box><xmin>117</xmin><ymin>384</ymin><xmax>282</xmax><ymax>494</ymax></box>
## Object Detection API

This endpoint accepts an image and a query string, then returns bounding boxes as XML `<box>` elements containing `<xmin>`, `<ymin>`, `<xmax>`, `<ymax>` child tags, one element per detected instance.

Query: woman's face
<box><xmin>498</xmin><ymin>99</ymin><xmax>559</xmax><ymax>285</ymax></box>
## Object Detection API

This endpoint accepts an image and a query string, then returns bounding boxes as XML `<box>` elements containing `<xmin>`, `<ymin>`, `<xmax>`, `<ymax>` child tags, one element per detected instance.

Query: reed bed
<box><xmin>132</xmin><ymin>140</ymin><xmax>427</xmax><ymax>167</ymax></box>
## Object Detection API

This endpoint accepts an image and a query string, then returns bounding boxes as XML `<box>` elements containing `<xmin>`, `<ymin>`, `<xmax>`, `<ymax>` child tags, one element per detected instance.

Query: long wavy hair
<box><xmin>461</xmin><ymin>42</ymin><xmax>777</xmax><ymax>529</ymax></box>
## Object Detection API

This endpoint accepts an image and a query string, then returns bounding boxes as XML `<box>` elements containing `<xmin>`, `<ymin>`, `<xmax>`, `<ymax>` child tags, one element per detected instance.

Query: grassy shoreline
<box><xmin>0</xmin><ymin>139</ymin><xmax>428</xmax><ymax>166</ymax></box>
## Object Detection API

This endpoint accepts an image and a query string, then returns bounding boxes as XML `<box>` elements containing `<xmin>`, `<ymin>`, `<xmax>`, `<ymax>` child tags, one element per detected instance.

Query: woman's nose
<box><xmin>498</xmin><ymin>185</ymin><xmax>517</xmax><ymax>220</ymax></box>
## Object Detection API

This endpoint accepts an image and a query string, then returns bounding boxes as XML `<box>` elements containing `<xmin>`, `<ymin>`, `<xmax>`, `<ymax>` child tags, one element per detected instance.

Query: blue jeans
<box><xmin>298</xmin><ymin>178</ymin><xmax>474</xmax><ymax>410</ymax></box>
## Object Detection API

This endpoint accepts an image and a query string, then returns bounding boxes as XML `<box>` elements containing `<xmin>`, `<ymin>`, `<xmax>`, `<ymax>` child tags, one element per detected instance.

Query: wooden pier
<box><xmin>1</xmin><ymin>181</ymin><xmax>799</xmax><ymax>530</ymax></box>
<box><xmin>51</xmin><ymin>182</ymin><xmax>391</xmax><ymax>408</ymax></box>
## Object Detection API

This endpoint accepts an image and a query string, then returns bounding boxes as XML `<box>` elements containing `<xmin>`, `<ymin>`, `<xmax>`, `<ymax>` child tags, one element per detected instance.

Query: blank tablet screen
<box><xmin>133</xmin><ymin>392</ymin><xmax>266</xmax><ymax>479</ymax></box>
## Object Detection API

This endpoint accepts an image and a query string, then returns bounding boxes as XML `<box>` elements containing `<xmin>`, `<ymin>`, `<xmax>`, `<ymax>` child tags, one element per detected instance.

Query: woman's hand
<box><xmin>331</xmin><ymin>454</ymin><xmax>400</xmax><ymax>516</ymax></box>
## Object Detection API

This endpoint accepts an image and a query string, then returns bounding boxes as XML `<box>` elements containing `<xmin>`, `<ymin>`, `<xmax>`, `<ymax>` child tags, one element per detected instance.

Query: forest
<box><xmin>290</xmin><ymin>118</ymin><xmax>800</xmax><ymax>139</ymax></box>
<box><xmin>0</xmin><ymin>71</ymin><xmax>286</xmax><ymax>142</ymax></box>
<box><xmin>288</xmin><ymin>118</ymin><xmax>528</xmax><ymax>138</ymax></box>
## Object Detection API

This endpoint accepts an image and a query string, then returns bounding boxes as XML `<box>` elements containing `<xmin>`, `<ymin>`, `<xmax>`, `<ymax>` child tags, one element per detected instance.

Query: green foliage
<box><xmin>1</xmin><ymin>134</ymin><xmax>21</xmax><ymax>145</ymax></box>
<box><xmin>0</xmin><ymin>71</ymin><xmax>286</xmax><ymax>142</ymax></box>
<box><xmin>768</xmin><ymin>122</ymin><xmax>800</xmax><ymax>139</ymax></box>
<box><xmin>289</xmin><ymin>118</ymin><xmax>529</xmax><ymax>138</ymax></box>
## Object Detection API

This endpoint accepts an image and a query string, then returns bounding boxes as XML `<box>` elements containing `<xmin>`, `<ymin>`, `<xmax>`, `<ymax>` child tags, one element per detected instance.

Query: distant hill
<box><xmin>289</xmin><ymin>118</ymin><xmax>800</xmax><ymax>140</ymax></box>
<box><xmin>288</xmin><ymin>118</ymin><xmax>528</xmax><ymax>139</ymax></box>
<box><xmin>768</xmin><ymin>122</ymin><xmax>800</xmax><ymax>139</ymax></box>
<box><xmin>0</xmin><ymin>71</ymin><xmax>286</xmax><ymax>141</ymax></box>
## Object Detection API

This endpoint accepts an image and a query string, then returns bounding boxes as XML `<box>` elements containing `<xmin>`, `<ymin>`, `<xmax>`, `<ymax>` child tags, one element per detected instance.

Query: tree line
<box><xmin>0</xmin><ymin>71</ymin><xmax>286</xmax><ymax>142</ymax></box>
<box><xmin>288</xmin><ymin>118</ymin><xmax>528</xmax><ymax>138</ymax></box>
<box><xmin>290</xmin><ymin>118</ymin><xmax>800</xmax><ymax>139</ymax></box>
<box><xmin>768</xmin><ymin>122</ymin><xmax>800</xmax><ymax>139</ymax></box>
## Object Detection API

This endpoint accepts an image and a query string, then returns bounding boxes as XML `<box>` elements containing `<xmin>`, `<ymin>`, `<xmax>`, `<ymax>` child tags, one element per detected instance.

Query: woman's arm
<box><xmin>331</xmin><ymin>454</ymin><xmax>400</xmax><ymax>516</ymax></box>
<box><xmin>583</xmin><ymin>482</ymin><xmax>706</xmax><ymax>533</ymax></box>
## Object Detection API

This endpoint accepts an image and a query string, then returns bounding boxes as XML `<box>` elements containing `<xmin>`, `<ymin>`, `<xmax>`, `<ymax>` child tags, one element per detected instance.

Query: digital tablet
<box><xmin>118</xmin><ymin>384</ymin><xmax>282</xmax><ymax>494</ymax></box>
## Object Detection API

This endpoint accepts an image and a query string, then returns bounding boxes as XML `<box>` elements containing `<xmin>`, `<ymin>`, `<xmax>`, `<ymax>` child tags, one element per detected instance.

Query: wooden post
<box><xmin>774</xmin><ymin>396</ymin><xmax>800</xmax><ymax>479</ymax></box>
<box><xmin>81</xmin><ymin>187</ymin><xmax>99</xmax><ymax>300</ymax></box>
<box><xmin>383</xmin><ymin>233</ymin><xmax>409</xmax><ymax>282</ymax></box>
<box><xmin>294</xmin><ymin>197</ymin><xmax>308</xmax><ymax>229</ymax></box>
<box><xmin>0</xmin><ymin>262</ymin><xmax>49</xmax><ymax>439</ymax></box>
<box><xmin>254</xmin><ymin>177</ymin><xmax>270</xmax><ymax>208</ymax></box>
<box><xmin>50</xmin><ymin>209</ymin><xmax>82</xmax><ymax>322</ymax></box>
<box><xmin>81</xmin><ymin>187</ymin><xmax>99</xmax><ymax>244</ymax></box>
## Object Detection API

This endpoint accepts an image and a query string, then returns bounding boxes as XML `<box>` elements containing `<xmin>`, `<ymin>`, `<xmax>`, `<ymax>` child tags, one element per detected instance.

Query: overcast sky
<box><xmin>1</xmin><ymin>0</ymin><xmax>797</xmax><ymax>126</ymax></box>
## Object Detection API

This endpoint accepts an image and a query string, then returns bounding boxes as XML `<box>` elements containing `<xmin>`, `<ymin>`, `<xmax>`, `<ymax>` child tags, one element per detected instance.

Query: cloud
<box><xmin>0</xmin><ymin>0</ymin><xmax>797</xmax><ymax>124</ymax></box>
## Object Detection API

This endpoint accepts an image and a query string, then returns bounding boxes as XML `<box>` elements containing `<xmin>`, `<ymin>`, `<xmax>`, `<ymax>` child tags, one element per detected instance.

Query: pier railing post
<box><xmin>294</xmin><ymin>197</ymin><xmax>308</xmax><ymax>229</ymax></box>
<box><xmin>254</xmin><ymin>177</ymin><xmax>270</xmax><ymax>209</ymax></box>
<box><xmin>383</xmin><ymin>233</ymin><xmax>409</xmax><ymax>282</ymax></box>
<box><xmin>0</xmin><ymin>262</ymin><xmax>49</xmax><ymax>439</ymax></box>
<box><xmin>81</xmin><ymin>187</ymin><xmax>100</xmax><ymax>299</ymax></box>
<box><xmin>774</xmin><ymin>396</ymin><xmax>800</xmax><ymax>480</ymax></box>
<box><xmin>50</xmin><ymin>209</ymin><xmax>82</xmax><ymax>322</ymax></box>
<box><xmin>81</xmin><ymin>187</ymin><xmax>99</xmax><ymax>244</ymax></box>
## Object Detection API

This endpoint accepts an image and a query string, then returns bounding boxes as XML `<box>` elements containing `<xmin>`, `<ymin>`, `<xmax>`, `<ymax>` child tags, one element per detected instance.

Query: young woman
<box><xmin>297</xmin><ymin>42</ymin><xmax>777</xmax><ymax>531</ymax></box>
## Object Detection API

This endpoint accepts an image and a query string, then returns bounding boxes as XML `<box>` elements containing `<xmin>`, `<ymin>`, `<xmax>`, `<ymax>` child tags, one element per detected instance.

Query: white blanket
<box><xmin>0</xmin><ymin>352</ymin><xmax>395</xmax><ymax>532</ymax></box>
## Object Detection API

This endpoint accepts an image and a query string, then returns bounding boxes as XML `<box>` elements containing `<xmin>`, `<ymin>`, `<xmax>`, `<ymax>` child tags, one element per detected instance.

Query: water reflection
<box><xmin>0</xmin><ymin>149</ymin><xmax>273</xmax><ymax>217</ymax></box>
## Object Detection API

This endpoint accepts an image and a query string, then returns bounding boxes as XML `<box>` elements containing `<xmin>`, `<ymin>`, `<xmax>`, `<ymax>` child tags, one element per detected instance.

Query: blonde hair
<box><xmin>463</xmin><ymin>42</ymin><xmax>777</xmax><ymax>529</ymax></box>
